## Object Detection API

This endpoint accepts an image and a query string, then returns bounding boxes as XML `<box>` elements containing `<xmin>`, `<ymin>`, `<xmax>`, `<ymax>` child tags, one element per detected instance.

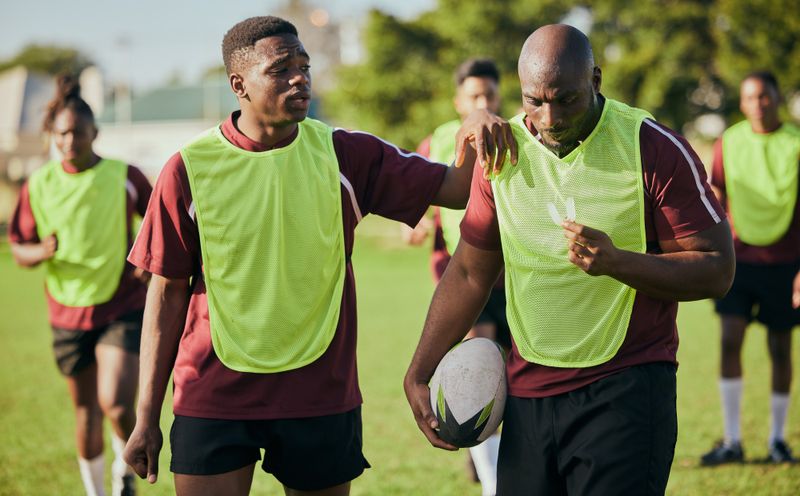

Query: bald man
<box><xmin>405</xmin><ymin>24</ymin><xmax>735</xmax><ymax>494</ymax></box>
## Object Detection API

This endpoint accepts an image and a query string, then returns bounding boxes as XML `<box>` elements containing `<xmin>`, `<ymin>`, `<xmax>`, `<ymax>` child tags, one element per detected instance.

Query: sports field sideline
<box><xmin>1</xmin><ymin>216</ymin><xmax>798</xmax><ymax>495</ymax></box>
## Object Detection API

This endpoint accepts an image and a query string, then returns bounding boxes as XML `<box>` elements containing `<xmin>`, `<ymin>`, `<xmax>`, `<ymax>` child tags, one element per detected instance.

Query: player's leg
<box><xmin>96</xmin><ymin>312</ymin><xmax>142</xmax><ymax>495</ymax></box>
<box><xmin>283</xmin><ymin>482</ymin><xmax>350</xmax><ymax>496</ymax></box>
<box><xmin>765</xmin><ymin>328</ymin><xmax>795</xmax><ymax>462</ymax></box>
<box><xmin>54</xmin><ymin>327</ymin><xmax>107</xmax><ymax>496</ymax></box>
<box><xmin>496</xmin><ymin>396</ymin><xmax>567</xmax><ymax>496</ymax></box>
<box><xmin>264</xmin><ymin>408</ymin><xmax>369</xmax><ymax>496</ymax></box>
<box><xmin>700</xmin><ymin>315</ymin><xmax>748</xmax><ymax>465</ymax></box>
<box><xmin>174</xmin><ymin>465</ymin><xmax>257</xmax><ymax>496</ymax></box>
<box><xmin>170</xmin><ymin>416</ymin><xmax>261</xmax><ymax>496</ymax></box>
<box><xmin>464</xmin><ymin>288</ymin><xmax>507</xmax><ymax>495</ymax></box>
<box><xmin>558</xmin><ymin>363</ymin><xmax>677</xmax><ymax>496</ymax></box>
<box><xmin>703</xmin><ymin>263</ymin><xmax>753</xmax><ymax>465</ymax></box>
<box><xmin>756</xmin><ymin>262</ymin><xmax>798</xmax><ymax>462</ymax></box>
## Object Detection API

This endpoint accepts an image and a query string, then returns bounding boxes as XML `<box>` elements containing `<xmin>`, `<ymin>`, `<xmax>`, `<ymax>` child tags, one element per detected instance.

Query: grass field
<box><xmin>1</xmin><ymin>215</ymin><xmax>799</xmax><ymax>495</ymax></box>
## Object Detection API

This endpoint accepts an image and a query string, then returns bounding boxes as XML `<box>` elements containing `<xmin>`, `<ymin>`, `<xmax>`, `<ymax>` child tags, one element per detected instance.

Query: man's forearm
<box><xmin>432</xmin><ymin>154</ymin><xmax>476</xmax><ymax>209</ymax></box>
<box><xmin>137</xmin><ymin>274</ymin><xmax>190</xmax><ymax>424</ymax></box>
<box><xmin>10</xmin><ymin>242</ymin><xmax>49</xmax><ymax>267</ymax></box>
<box><xmin>611</xmin><ymin>249</ymin><xmax>733</xmax><ymax>301</ymax></box>
<box><xmin>406</xmin><ymin>244</ymin><xmax>501</xmax><ymax>383</ymax></box>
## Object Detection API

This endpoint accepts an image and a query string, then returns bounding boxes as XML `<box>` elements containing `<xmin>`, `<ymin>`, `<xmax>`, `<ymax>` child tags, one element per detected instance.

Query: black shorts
<box><xmin>715</xmin><ymin>261</ymin><xmax>800</xmax><ymax>331</ymax></box>
<box><xmin>52</xmin><ymin>310</ymin><xmax>143</xmax><ymax>376</ymax></box>
<box><xmin>475</xmin><ymin>287</ymin><xmax>512</xmax><ymax>349</ymax></box>
<box><xmin>498</xmin><ymin>362</ymin><xmax>677</xmax><ymax>496</ymax></box>
<box><xmin>170</xmin><ymin>407</ymin><xmax>370</xmax><ymax>491</ymax></box>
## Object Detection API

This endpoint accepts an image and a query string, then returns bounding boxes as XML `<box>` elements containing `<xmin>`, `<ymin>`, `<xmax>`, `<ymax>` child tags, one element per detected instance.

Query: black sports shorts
<box><xmin>52</xmin><ymin>310</ymin><xmax>143</xmax><ymax>376</ymax></box>
<box><xmin>170</xmin><ymin>407</ymin><xmax>370</xmax><ymax>491</ymax></box>
<box><xmin>498</xmin><ymin>362</ymin><xmax>677</xmax><ymax>496</ymax></box>
<box><xmin>475</xmin><ymin>287</ymin><xmax>512</xmax><ymax>349</ymax></box>
<box><xmin>715</xmin><ymin>261</ymin><xmax>800</xmax><ymax>331</ymax></box>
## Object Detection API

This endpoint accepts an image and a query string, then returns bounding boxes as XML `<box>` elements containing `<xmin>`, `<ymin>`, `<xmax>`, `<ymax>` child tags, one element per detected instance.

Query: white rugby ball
<box><xmin>429</xmin><ymin>337</ymin><xmax>507</xmax><ymax>448</ymax></box>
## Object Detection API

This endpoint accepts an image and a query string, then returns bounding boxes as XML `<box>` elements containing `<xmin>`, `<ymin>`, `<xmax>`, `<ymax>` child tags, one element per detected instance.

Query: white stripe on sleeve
<box><xmin>642</xmin><ymin>119</ymin><xmax>721</xmax><ymax>223</ymax></box>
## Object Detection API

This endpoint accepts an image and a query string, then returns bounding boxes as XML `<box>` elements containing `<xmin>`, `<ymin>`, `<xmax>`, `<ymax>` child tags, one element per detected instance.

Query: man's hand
<box><xmin>562</xmin><ymin>220</ymin><xmax>620</xmax><ymax>276</ymax></box>
<box><xmin>403</xmin><ymin>376</ymin><xmax>459</xmax><ymax>451</ymax></box>
<box><xmin>792</xmin><ymin>270</ymin><xmax>800</xmax><ymax>309</ymax></box>
<box><xmin>123</xmin><ymin>422</ymin><xmax>163</xmax><ymax>484</ymax></box>
<box><xmin>403</xmin><ymin>217</ymin><xmax>433</xmax><ymax>246</ymax></box>
<box><xmin>40</xmin><ymin>234</ymin><xmax>58</xmax><ymax>260</ymax></box>
<box><xmin>455</xmin><ymin>109</ymin><xmax>518</xmax><ymax>179</ymax></box>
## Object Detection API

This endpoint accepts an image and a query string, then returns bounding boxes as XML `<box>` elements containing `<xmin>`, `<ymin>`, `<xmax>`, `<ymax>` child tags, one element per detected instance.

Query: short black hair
<box><xmin>222</xmin><ymin>16</ymin><xmax>299</xmax><ymax>74</ymax></box>
<box><xmin>455</xmin><ymin>58</ymin><xmax>500</xmax><ymax>87</ymax></box>
<box><xmin>743</xmin><ymin>70</ymin><xmax>780</xmax><ymax>93</ymax></box>
<box><xmin>42</xmin><ymin>73</ymin><xmax>95</xmax><ymax>132</ymax></box>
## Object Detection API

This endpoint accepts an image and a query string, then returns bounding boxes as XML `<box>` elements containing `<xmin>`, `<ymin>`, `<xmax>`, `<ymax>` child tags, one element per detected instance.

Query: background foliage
<box><xmin>323</xmin><ymin>0</ymin><xmax>800</xmax><ymax>148</ymax></box>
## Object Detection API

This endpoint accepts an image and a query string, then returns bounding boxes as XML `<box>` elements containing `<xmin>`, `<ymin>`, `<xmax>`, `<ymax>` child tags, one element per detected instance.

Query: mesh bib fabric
<box><xmin>181</xmin><ymin>118</ymin><xmax>346</xmax><ymax>373</ymax></box>
<box><xmin>722</xmin><ymin>121</ymin><xmax>800</xmax><ymax>246</ymax></box>
<box><xmin>430</xmin><ymin>119</ymin><xmax>466</xmax><ymax>253</ymax></box>
<box><xmin>492</xmin><ymin>100</ymin><xmax>649</xmax><ymax>367</ymax></box>
<box><xmin>28</xmin><ymin>159</ymin><xmax>128</xmax><ymax>307</ymax></box>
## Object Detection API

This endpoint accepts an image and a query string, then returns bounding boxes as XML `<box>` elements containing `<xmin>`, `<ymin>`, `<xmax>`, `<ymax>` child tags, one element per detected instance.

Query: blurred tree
<box><xmin>323</xmin><ymin>0</ymin><xmax>576</xmax><ymax>148</ymax></box>
<box><xmin>0</xmin><ymin>44</ymin><xmax>93</xmax><ymax>76</ymax></box>
<box><xmin>323</xmin><ymin>0</ymin><xmax>799</xmax><ymax>146</ymax></box>
<box><xmin>713</xmin><ymin>0</ymin><xmax>800</xmax><ymax>120</ymax></box>
<box><xmin>588</xmin><ymin>0</ymin><xmax>722</xmax><ymax>130</ymax></box>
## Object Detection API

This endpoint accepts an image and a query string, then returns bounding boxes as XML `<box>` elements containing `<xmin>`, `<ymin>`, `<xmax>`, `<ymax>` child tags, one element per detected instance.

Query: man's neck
<box><xmin>64</xmin><ymin>152</ymin><xmax>100</xmax><ymax>172</ymax></box>
<box><xmin>236</xmin><ymin>111</ymin><xmax>298</xmax><ymax>148</ymax></box>
<box><xmin>750</xmin><ymin>117</ymin><xmax>782</xmax><ymax>134</ymax></box>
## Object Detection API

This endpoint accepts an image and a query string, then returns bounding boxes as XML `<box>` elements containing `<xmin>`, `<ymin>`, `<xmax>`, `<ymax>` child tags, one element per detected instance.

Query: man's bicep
<box><xmin>659</xmin><ymin>220</ymin><xmax>733</xmax><ymax>255</ymax></box>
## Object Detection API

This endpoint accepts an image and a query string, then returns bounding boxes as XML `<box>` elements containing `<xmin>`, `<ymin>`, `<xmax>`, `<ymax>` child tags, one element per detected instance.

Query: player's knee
<box><xmin>100</xmin><ymin>402</ymin><xmax>134</xmax><ymax>425</ymax></box>
<box><xmin>74</xmin><ymin>404</ymin><xmax>104</xmax><ymax>430</ymax></box>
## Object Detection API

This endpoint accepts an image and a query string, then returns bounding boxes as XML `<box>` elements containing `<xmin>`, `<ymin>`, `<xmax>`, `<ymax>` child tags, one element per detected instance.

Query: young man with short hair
<box><xmin>123</xmin><ymin>16</ymin><xmax>512</xmax><ymax>496</ymax></box>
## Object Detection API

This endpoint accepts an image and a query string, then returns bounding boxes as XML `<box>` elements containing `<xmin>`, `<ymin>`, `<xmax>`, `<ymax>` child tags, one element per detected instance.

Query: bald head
<box><xmin>517</xmin><ymin>24</ymin><xmax>603</xmax><ymax>157</ymax></box>
<box><xmin>519</xmin><ymin>24</ymin><xmax>594</xmax><ymax>83</ymax></box>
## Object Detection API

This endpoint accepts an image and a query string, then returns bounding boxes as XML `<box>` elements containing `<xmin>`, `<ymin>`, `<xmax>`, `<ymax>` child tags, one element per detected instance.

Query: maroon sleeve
<box><xmin>640</xmin><ymin>119</ymin><xmax>725</xmax><ymax>241</ymax></box>
<box><xmin>128</xmin><ymin>152</ymin><xmax>200</xmax><ymax>279</ymax></box>
<box><xmin>8</xmin><ymin>182</ymin><xmax>39</xmax><ymax>244</ymax></box>
<box><xmin>709</xmin><ymin>138</ymin><xmax>725</xmax><ymax>193</ymax></box>
<box><xmin>460</xmin><ymin>160</ymin><xmax>502</xmax><ymax>251</ymax></box>
<box><xmin>127</xmin><ymin>165</ymin><xmax>153</xmax><ymax>217</ymax></box>
<box><xmin>332</xmin><ymin>130</ymin><xmax>447</xmax><ymax>227</ymax></box>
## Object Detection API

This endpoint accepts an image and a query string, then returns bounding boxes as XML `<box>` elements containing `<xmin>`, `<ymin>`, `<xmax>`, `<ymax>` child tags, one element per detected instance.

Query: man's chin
<box><xmin>541</xmin><ymin>138</ymin><xmax>574</xmax><ymax>156</ymax></box>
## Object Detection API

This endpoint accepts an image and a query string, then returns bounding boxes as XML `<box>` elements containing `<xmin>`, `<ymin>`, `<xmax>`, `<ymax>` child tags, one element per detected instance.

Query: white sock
<box><xmin>469</xmin><ymin>432</ymin><xmax>500</xmax><ymax>496</ymax></box>
<box><xmin>770</xmin><ymin>393</ymin><xmax>790</xmax><ymax>445</ymax></box>
<box><xmin>111</xmin><ymin>434</ymin><xmax>133</xmax><ymax>495</ymax></box>
<box><xmin>720</xmin><ymin>378</ymin><xmax>743</xmax><ymax>445</ymax></box>
<box><xmin>78</xmin><ymin>454</ymin><xmax>106</xmax><ymax>496</ymax></box>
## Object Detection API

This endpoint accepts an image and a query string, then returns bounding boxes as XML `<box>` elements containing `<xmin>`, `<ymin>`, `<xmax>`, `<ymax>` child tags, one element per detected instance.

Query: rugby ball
<box><xmin>429</xmin><ymin>337</ymin><xmax>507</xmax><ymax>448</ymax></box>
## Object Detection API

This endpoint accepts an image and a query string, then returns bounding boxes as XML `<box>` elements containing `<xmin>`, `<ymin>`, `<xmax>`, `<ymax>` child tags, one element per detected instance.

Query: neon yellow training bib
<box><xmin>429</xmin><ymin>119</ymin><xmax>465</xmax><ymax>253</ymax></box>
<box><xmin>492</xmin><ymin>100</ymin><xmax>650</xmax><ymax>368</ymax></box>
<box><xmin>722</xmin><ymin>121</ymin><xmax>800</xmax><ymax>246</ymax></box>
<box><xmin>28</xmin><ymin>159</ymin><xmax>128</xmax><ymax>307</ymax></box>
<box><xmin>181</xmin><ymin>118</ymin><xmax>346</xmax><ymax>373</ymax></box>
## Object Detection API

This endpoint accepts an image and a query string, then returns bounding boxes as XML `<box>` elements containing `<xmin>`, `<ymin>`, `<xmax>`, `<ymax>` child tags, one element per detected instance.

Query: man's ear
<box><xmin>229</xmin><ymin>72</ymin><xmax>247</xmax><ymax>99</ymax></box>
<box><xmin>592</xmin><ymin>66</ymin><xmax>602</xmax><ymax>94</ymax></box>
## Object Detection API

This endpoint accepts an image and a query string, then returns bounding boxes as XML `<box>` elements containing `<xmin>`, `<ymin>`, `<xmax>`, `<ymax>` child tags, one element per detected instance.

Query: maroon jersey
<box><xmin>417</xmin><ymin>134</ymin><xmax>504</xmax><ymax>288</ymax></box>
<box><xmin>710</xmin><ymin>137</ymin><xmax>800</xmax><ymax>265</ymax></box>
<box><xmin>128</xmin><ymin>112</ymin><xmax>447</xmax><ymax>420</ymax></box>
<box><xmin>460</xmin><ymin>114</ymin><xmax>726</xmax><ymax>398</ymax></box>
<box><xmin>9</xmin><ymin>162</ymin><xmax>152</xmax><ymax>330</ymax></box>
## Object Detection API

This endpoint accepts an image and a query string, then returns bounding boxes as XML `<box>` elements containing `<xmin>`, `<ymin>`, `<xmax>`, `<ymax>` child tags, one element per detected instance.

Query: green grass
<box><xmin>1</xmin><ymin>216</ymin><xmax>799</xmax><ymax>495</ymax></box>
